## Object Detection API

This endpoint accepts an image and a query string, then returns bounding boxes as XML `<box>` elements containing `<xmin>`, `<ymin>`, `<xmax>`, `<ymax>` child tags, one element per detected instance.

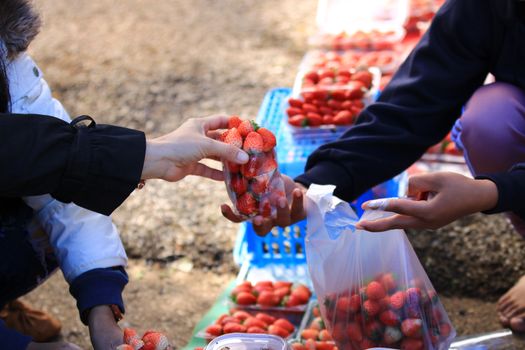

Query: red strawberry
<box><xmin>288</xmin><ymin>98</ymin><xmax>303</xmax><ymax>108</ymax></box>
<box><xmin>257</xmin><ymin>128</ymin><xmax>276</xmax><ymax>152</ymax></box>
<box><xmin>219</xmin><ymin>316</ymin><xmax>240</xmax><ymax>325</ymax></box>
<box><xmin>223</xmin><ymin>128</ymin><xmax>243</xmax><ymax>148</ymax></box>
<box><xmin>238</xmin><ymin>120</ymin><xmax>258</xmax><ymax>137</ymax></box>
<box><xmin>226</xmin><ymin>161</ymin><xmax>241</xmax><ymax>173</ymax></box>
<box><xmin>336</xmin><ymin>296</ymin><xmax>352</xmax><ymax>314</ymax></box>
<box><xmin>243</xmin><ymin>131</ymin><xmax>264</xmax><ymax>154</ymax></box>
<box><xmin>383</xmin><ymin>326</ymin><xmax>402</xmax><ymax>345</ymax></box>
<box><xmin>379</xmin><ymin>310</ymin><xmax>401</xmax><ymax>326</ymax></box>
<box><xmin>223</xmin><ymin>323</ymin><xmax>247</xmax><ymax>334</ymax></box>
<box><xmin>244</xmin><ymin>317</ymin><xmax>268</xmax><ymax>329</ymax></box>
<box><xmin>359</xmin><ymin>339</ymin><xmax>377</xmax><ymax>350</ymax></box>
<box><xmin>314</xmin><ymin>341</ymin><xmax>335</xmax><ymax>350</ymax></box>
<box><xmin>250</xmin><ymin>175</ymin><xmax>269</xmax><ymax>195</ymax></box>
<box><xmin>274</xmin><ymin>318</ymin><xmax>295</xmax><ymax>333</ymax></box>
<box><xmin>380</xmin><ymin>273</ymin><xmax>397</xmax><ymax>292</ymax></box>
<box><xmin>273</xmin><ymin>286</ymin><xmax>291</xmax><ymax>299</ymax></box>
<box><xmin>363</xmin><ymin>299</ymin><xmax>381</xmax><ymax>317</ymax></box>
<box><xmin>390</xmin><ymin>291</ymin><xmax>406</xmax><ymax>310</ymax></box>
<box><xmin>331</xmin><ymin>322</ymin><xmax>348</xmax><ymax>343</ymax></box>
<box><xmin>258</xmin><ymin>290</ymin><xmax>280</xmax><ymax>307</ymax></box>
<box><xmin>260</xmin><ymin>154</ymin><xmax>277</xmax><ymax>173</ymax></box>
<box><xmin>289</xmin><ymin>114</ymin><xmax>308</xmax><ymax>127</ymax></box>
<box><xmin>232</xmin><ymin>310</ymin><xmax>251</xmax><ymax>321</ymax></box>
<box><xmin>401</xmin><ymin>318</ymin><xmax>423</xmax><ymax>338</ymax></box>
<box><xmin>256</xmin><ymin>313</ymin><xmax>276</xmax><ymax>325</ymax></box>
<box><xmin>268</xmin><ymin>325</ymin><xmax>289</xmax><ymax>338</ymax></box>
<box><xmin>347</xmin><ymin>322</ymin><xmax>363</xmax><ymax>342</ymax></box>
<box><xmin>230</xmin><ymin>174</ymin><xmax>248</xmax><ymax>195</ymax></box>
<box><xmin>142</xmin><ymin>331</ymin><xmax>170</xmax><ymax>350</ymax></box>
<box><xmin>291</xmin><ymin>285</ymin><xmax>311</xmax><ymax>304</ymax></box>
<box><xmin>440</xmin><ymin>322</ymin><xmax>452</xmax><ymax>337</ymax></box>
<box><xmin>283</xmin><ymin>294</ymin><xmax>303</xmax><ymax>307</ymax></box>
<box><xmin>236</xmin><ymin>291</ymin><xmax>257</xmax><ymax>305</ymax></box>
<box><xmin>301</xmin><ymin>329</ymin><xmax>319</xmax><ymax>340</ymax></box>
<box><xmin>236</xmin><ymin>193</ymin><xmax>258</xmax><ymax>216</ymax></box>
<box><xmin>273</xmin><ymin>281</ymin><xmax>293</xmax><ymax>289</ymax></box>
<box><xmin>318</xmin><ymin>329</ymin><xmax>332</xmax><ymax>341</ymax></box>
<box><xmin>206</xmin><ymin>324</ymin><xmax>223</xmax><ymax>336</ymax></box>
<box><xmin>247</xmin><ymin>326</ymin><xmax>267</xmax><ymax>334</ymax></box>
<box><xmin>352</xmin><ymin>70</ymin><xmax>373</xmax><ymax>88</ymax></box>
<box><xmin>349</xmin><ymin>294</ymin><xmax>361</xmax><ymax>312</ymax></box>
<box><xmin>123</xmin><ymin>328</ymin><xmax>139</xmax><ymax>344</ymax></box>
<box><xmin>365</xmin><ymin>321</ymin><xmax>384</xmax><ymax>342</ymax></box>
<box><xmin>400</xmin><ymin>338</ymin><xmax>424</xmax><ymax>350</ymax></box>
<box><xmin>366</xmin><ymin>281</ymin><xmax>386</xmax><ymax>300</ymax></box>
<box><xmin>228</xmin><ymin>115</ymin><xmax>243</xmax><ymax>129</ymax></box>
<box><xmin>291</xmin><ymin>342</ymin><xmax>307</xmax><ymax>350</ymax></box>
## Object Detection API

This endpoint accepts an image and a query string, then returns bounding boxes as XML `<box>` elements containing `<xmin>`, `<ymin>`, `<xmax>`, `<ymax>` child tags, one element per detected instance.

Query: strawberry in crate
<box><xmin>220</xmin><ymin>116</ymin><xmax>285</xmax><ymax>220</ymax></box>
<box><xmin>230</xmin><ymin>280</ymin><xmax>312</xmax><ymax>308</ymax></box>
<box><xmin>117</xmin><ymin>328</ymin><xmax>172</xmax><ymax>350</ymax></box>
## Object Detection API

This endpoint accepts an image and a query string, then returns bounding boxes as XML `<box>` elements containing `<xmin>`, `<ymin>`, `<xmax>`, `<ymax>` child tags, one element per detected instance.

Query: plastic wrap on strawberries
<box><xmin>228</xmin><ymin>280</ymin><xmax>313</xmax><ymax>324</ymax></box>
<box><xmin>221</xmin><ymin>117</ymin><xmax>286</xmax><ymax>221</ymax></box>
<box><xmin>286</xmin><ymin>67</ymin><xmax>380</xmax><ymax>133</ymax></box>
<box><xmin>197</xmin><ymin>310</ymin><xmax>298</xmax><ymax>342</ymax></box>
<box><xmin>304</xmin><ymin>185</ymin><xmax>456</xmax><ymax>350</ymax></box>
<box><xmin>205</xmin><ymin>333</ymin><xmax>290</xmax><ymax>350</ymax></box>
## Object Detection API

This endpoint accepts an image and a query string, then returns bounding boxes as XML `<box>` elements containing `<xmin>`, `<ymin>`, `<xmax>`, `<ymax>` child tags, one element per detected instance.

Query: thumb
<box><xmin>205</xmin><ymin>139</ymin><xmax>249</xmax><ymax>164</ymax></box>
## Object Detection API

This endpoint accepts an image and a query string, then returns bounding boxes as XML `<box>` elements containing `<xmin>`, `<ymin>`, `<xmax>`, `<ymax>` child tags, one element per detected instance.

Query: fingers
<box><xmin>199</xmin><ymin>115</ymin><xmax>230</xmax><ymax>132</ymax></box>
<box><xmin>290</xmin><ymin>188</ymin><xmax>306</xmax><ymax>221</ymax></box>
<box><xmin>253</xmin><ymin>217</ymin><xmax>275</xmax><ymax>236</ymax></box>
<box><xmin>362</xmin><ymin>197</ymin><xmax>428</xmax><ymax>217</ymax></box>
<box><xmin>221</xmin><ymin>204</ymin><xmax>244</xmax><ymax>223</ymax></box>
<box><xmin>356</xmin><ymin>214</ymin><xmax>422</xmax><ymax>232</ymax></box>
<box><xmin>207</xmin><ymin>129</ymin><xmax>224</xmax><ymax>140</ymax></box>
<box><xmin>190</xmin><ymin>162</ymin><xmax>224</xmax><ymax>181</ymax></box>
<box><xmin>205</xmin><ymin>139</ymin><xmax>249</xmax><ymax>164</ymax></box>
<box><xmin>407</xmin><ymin>173</ymin><xmax>440</xmax><ymax>197</ymax></box>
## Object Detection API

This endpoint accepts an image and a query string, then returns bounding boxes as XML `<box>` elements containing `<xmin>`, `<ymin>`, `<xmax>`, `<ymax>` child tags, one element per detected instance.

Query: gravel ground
<box><xmin>17</xmin><ymin>0</ymin><xmax>525</xmax><ymax>349</ymax></box>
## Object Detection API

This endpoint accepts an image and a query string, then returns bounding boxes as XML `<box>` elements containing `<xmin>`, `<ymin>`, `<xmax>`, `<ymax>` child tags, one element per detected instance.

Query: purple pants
<box><xmin>453</xmin><ymin>82</ymin><xmax>525</xmax><ymax>236</ymax></box>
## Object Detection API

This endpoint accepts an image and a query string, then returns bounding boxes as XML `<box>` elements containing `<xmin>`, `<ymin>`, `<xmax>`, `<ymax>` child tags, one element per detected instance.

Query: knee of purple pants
<box><xmin>460</xmin><ymin>82</ymin><xmax>525</xmax><ymax>176</ymax></box>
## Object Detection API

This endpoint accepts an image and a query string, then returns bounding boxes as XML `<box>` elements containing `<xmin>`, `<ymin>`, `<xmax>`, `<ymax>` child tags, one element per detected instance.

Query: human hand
<box><xmin>26</xmin><ymin>342</ymin><xmax>82</xmax><ymax>350</ymax></box>
<box><xmin>141</xmin><ymin>115</ymin><xmax>249</xmax><ymax>182</ymax></box>
<box><xmin>88</xmin><ymin>305</ymin><xmax>123</xmax><ymax>350</ymax></box>
<box><xmin>356</xmin><ymin>171</ymin><xmax>498</xmax><ymax>231</ymax></box>
<box><xmin>221</xmin><ymin>175</ymin><xmax>307</xmax><ymax>235</ymax></box>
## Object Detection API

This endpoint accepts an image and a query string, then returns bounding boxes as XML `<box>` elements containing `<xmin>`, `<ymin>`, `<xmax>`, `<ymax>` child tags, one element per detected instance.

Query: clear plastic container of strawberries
<box><xmin>286</xmin><ymin>51</ymin><xmax>380</xmax><ymax>131</ymax></box>
<box><xmin>220</xmin><ymin>116</ymin><xmax>286</xmax><ymax>220</ymax></box>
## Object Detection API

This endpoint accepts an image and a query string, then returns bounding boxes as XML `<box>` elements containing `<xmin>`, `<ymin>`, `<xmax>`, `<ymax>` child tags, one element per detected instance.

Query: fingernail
<box><xmin>366</xmin><ymin>198</ymin><xmax>390</xmax><ymax>210</ymax></box>
<box><xmin>237</xmin><ymin>151</ymin><xmax>248</xmax><ymax>163</ymax></box>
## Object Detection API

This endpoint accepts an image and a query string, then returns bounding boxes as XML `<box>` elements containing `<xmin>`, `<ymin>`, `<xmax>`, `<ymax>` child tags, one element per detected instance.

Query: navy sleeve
<box><xmin>69</xmin><ymin>267</ymin><xmax>128</xmax><ymax>325</ymax></box>
<box><xmin>0</xmin><ymin>114</ymin><xmax>146</xmax><ymax>215</ymax></box>
<box><xmin>0</xmin><ymin>320</ymin><xmax>32</xmax><ymax>350</ymax></box>
<box><xmin>296</xmin><ymin>0</ymin><xmax>494</xmax><ymax>201</ymax></box>
<box><xmin>477</xmin><ymin>164</ymin><xmax>525</xmax><ymax>219</ymax></box>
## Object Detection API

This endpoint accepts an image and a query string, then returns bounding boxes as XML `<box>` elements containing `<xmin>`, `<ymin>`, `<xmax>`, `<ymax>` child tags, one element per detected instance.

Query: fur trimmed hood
<box><xmin>0</xmin><ymin>0</ymin><xmax>41</xmax><ymax>59</ymax></box>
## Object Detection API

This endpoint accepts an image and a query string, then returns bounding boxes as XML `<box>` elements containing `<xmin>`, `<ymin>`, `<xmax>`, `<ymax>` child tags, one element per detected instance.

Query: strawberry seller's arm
<box><xmin>0</xmin><ymin>114</ymin><xmax>145</xmax><ymax>215</ymax></box>
<box><xmin>295</xmin><ymin>0</ymin><xmax>494</xmax><ymax>201</ymax></box>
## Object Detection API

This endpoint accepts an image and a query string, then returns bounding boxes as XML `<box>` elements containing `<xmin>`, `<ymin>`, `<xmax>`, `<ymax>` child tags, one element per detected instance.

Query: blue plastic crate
<box><xmin>233</xmin><ymin>88</ymin><xmax>407</xmax><ymax>266</ymax></box>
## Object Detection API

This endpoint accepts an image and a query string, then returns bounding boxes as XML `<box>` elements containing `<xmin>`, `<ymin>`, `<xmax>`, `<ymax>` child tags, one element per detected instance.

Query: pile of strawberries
<box><xmin>286</xmin><ymin>69</ymin><xmax>373</xmax><ymax>127</ymax></box>
<box><xmin>220</xmin><ymin>116</ymin><xmax>285</xmax><ymax>218</ymax></box>
<box><xmin>290</xmin><ymin>304</ymin><xmax>336</xmax><ymax>350</ymax></box>
<box><xmin>204</xmin><ymin>309</ymin><xmax>296</xmax><ymax>340</ymax></box>
<box><xmin>311</xmin><ymin>30</ymin><xmax>400</xmax><ymax>51</ymax></box>
<box><xmin>304</xmin><ymin>51</ymin><xmax>395</xmax><ymax>77</ymax></box>
<box><xmin>426</xmin><ymin>132</ymin><xmax>462</xmax><ymax>156</ymax></box>
<box><xmin>317</xmin><ymin>273</ymin><xmax>453</xmax><ymax>350</ymax></box>
<box><xmin>230</xmin><ymin>281</ymin><xmax>312</xmax><ymax>308</ymax></box>
<box><xmin>117</xmin><ymin>328</ymin><xmax>171</xmax><ymax>350</ymax></box>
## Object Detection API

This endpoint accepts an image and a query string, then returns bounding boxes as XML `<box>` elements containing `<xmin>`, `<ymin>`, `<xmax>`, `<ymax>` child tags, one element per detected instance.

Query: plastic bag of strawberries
<box><xmin>304</xmin><ymin>184</ymin><xmax>456</xmax><ymax>350</ymax></box>
<box><xmin>220</xmin><ymin>116</ymin><xmax>286</xmax><ymax>220</ymax></box>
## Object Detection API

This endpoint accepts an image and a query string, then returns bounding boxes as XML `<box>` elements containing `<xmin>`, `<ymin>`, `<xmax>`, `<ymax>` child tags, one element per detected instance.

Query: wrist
<box><xmin>142</xmin><ymin>139</ymin><xmax>167</xmax><ymax>180</ymax></box>
<box><xmin>475</xmin><ymin>178</ymin><xmax>498</xmax><ymax>212</ymax></box>
<box><xmin>88</xmin><ymin>305</ymin><xmax>118</xmax><ymax>327</ymax></box>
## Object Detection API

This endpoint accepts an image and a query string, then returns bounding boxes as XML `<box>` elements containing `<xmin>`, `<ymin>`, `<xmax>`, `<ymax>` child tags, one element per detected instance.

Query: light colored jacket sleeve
<box><xmin>8</xmin><ymin>52</ymin><xmax>128</xmax><ymax>282</ymax></box>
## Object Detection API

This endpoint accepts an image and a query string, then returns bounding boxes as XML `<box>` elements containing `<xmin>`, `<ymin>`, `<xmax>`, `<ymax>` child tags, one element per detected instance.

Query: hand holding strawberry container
<box><xmin>220</xmin><ymin>116</ymin><xmax>286</xmax><ymax>220</ymax></box>
<box><xmin>304</xmin><ymin>185</ymin><xmax>456</xmax><ymax>350</ymax></box>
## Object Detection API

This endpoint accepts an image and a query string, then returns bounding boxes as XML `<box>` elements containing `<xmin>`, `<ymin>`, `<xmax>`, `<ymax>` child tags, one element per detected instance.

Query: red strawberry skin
<box><xmin>223</xmin><ymin>128</ymin><xmax>243</xmax><ymax>148</ymax></box>
<box><xmin>390</xmin><ymin>291</ymin><xmax>406</xmax><ymax>310</ymax></box>
<box><xmin>401</xmin><ymin>318</ymin><xmax>423</xmax><ymax>338</ymax></box>
<box><xmin>366</xmin><ymin>281</ymin><xmax>386</xmax><ymax>300</ymax></box>
<box><xmin>238</xmin><ymin>120</ymin><xmax>258</xmax><ymax>137</ymax></box>
<box><xmin>243</xmin><ymin>131</ymin><xmax>264</xmax><ymax>154</ymax></box>
<box><xmin>363</xmin><ymin>299</ymin><xmax>381</xmax><ymax>317</ymax></box>
<box><xmin>257</xmin><ymin>127</ymin><xmax>276</xmax><ymax>152</ymax></box>
<box><xmin>230</xmin><ymin>174</ymin><xmax>248</xmax><ymax>195</ymax></box>
<box><xmin>228</xmin><ymin>115</ymin><xmax>242</xmax><ymax>129</ymax></box>
<box><xmin>379</xmin><ymin>309</ymin><xmax>401</xmax><ymax>326</ymax></box>
<box><xmin>236</xmin><ymin>192</ymin><xmax>258</xmax><ymax>216</ymax></box>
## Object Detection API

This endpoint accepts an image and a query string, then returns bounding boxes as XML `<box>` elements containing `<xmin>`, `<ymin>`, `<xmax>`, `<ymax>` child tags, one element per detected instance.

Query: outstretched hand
<box><xmin>141</xmin><ymin>115</ymin><xmax>249</xmax><ymax>182</ymax></box>
<box><xmin>221</xmin><ymin>175</ymin><xmax>307</xmax><ymax>236</ymax></box>
<box><xmin>356</xmin><ymin>171</ymin><xmax>498</xmax><ymax>231</ymax></box>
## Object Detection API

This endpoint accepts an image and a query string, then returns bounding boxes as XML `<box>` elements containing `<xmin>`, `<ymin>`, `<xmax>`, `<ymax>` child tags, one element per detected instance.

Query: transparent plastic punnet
<box><xmin>305</xmin><ymin>184</ymin><xmax>456</xmax><ymax>350</ymax></box>
<box><xmin>205</xmin><ymin>333</ymin><xmax>289</xmax><ymax>350</ymax></box>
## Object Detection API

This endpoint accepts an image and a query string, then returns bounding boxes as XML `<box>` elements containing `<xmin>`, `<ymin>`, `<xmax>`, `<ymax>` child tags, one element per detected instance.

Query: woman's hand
<box><xmin>141</xmin><ymin>115</ymin><xmax>249</xmax><ymax>182</ymax></box>
<box><xmin>88</xmin><ymin>305</ymin><xmax>123</xmax><ymax>350</ymax></box>
<box><xmin>357</xmin><ymin>171</ymin><xmax>498</xmax><ymax>231</ymax></box>
<box><xmin>221</xmin><ymin>175</ymin><xmax>307</xmax><ymax>236</ymax></box>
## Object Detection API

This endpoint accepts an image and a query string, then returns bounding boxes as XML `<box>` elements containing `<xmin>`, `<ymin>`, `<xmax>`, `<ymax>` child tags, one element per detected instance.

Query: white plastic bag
<box><xmin>305</xmin><ymin>184</ymin><xmax>456</xmax><ymax>350</ymax></box>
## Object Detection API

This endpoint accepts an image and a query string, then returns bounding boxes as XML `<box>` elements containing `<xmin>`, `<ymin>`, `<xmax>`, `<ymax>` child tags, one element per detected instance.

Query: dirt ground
<box><xmin>17</xmin><ymin>0</ymin><xmax>524</xmax><ymax>348</ymax></box>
